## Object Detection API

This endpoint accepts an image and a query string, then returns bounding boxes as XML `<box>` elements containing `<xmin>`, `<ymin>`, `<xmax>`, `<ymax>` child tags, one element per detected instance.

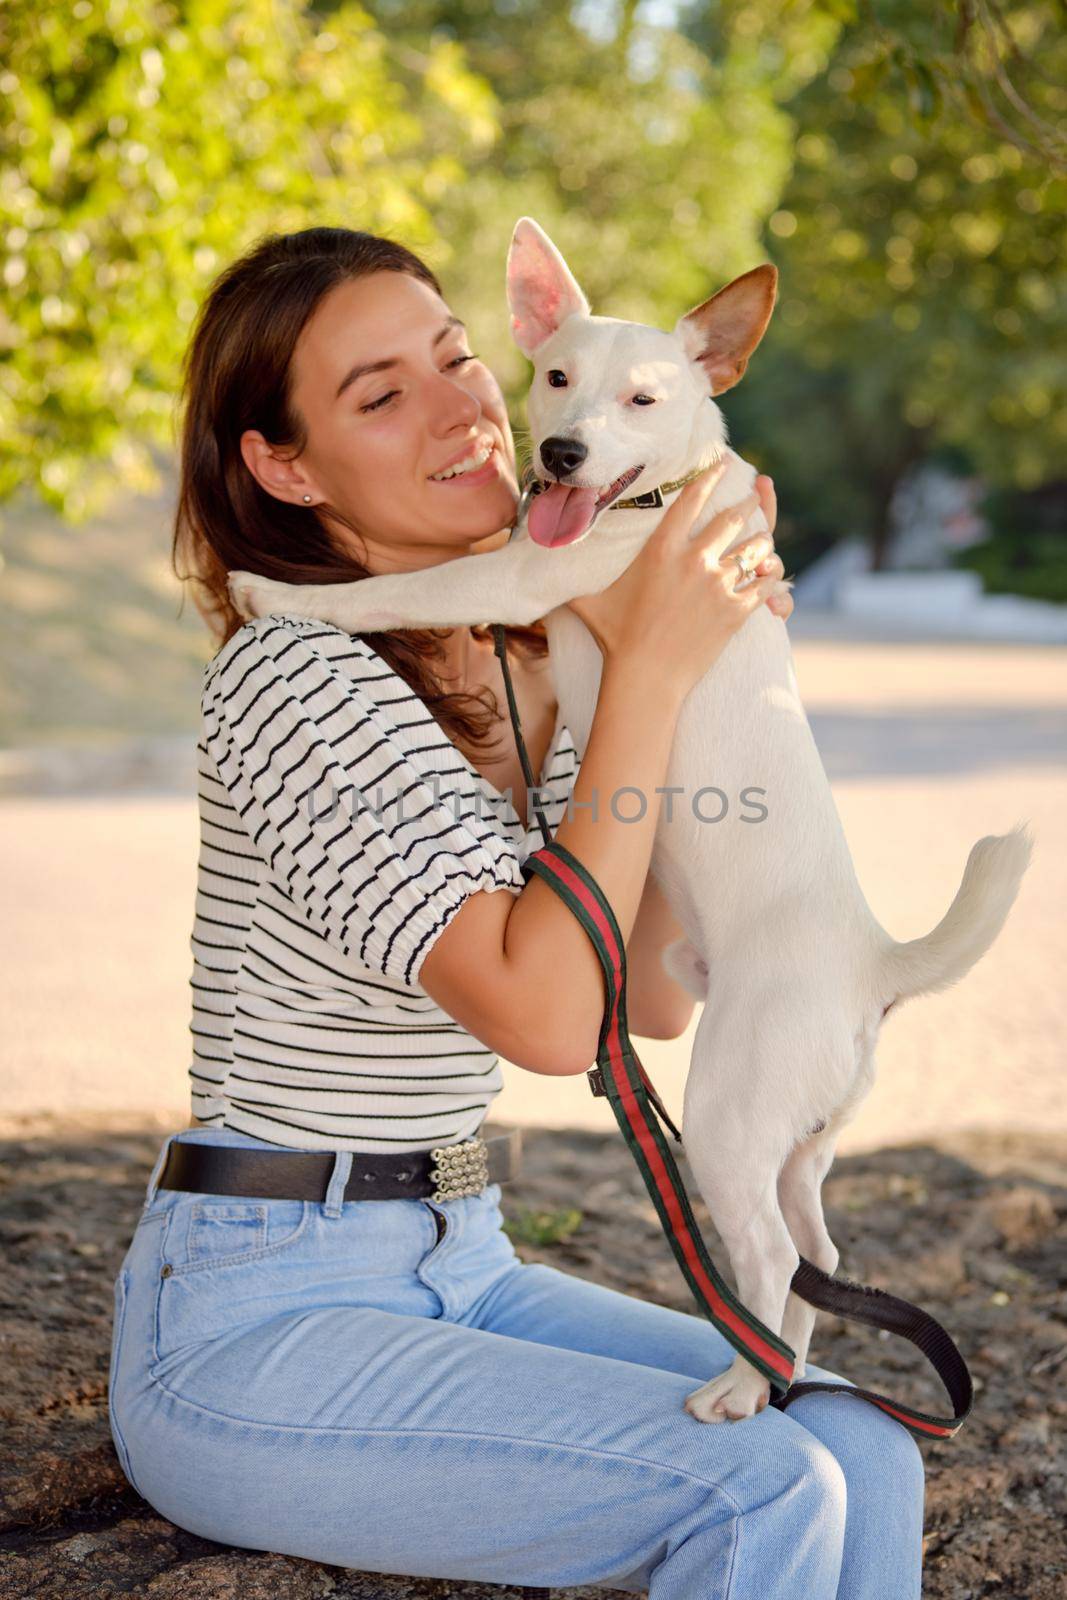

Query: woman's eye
<box><xmin>360</xmin><ymin>353</ymin><xmax>478</xmax><ymax>413</ymax></box>
<box><xmin>547</xmin><ymin>370</ymin><xmax>567</xmax><ymax>387</ymax></box>
<box><xmin>632</xmin><ymin>394</ymin><xmax>656</xmax><ymax>406</ymax></box>
<box><xmin>360</xmin><ymin>390</ymin><xmax>398</xmax><ymax>413</ymax></box>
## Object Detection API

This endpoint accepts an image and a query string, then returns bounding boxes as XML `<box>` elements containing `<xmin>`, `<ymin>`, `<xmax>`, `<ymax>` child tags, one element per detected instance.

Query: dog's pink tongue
<box><xmin>527</xmin><ymin>484</ymin><xmax>598</xmax><ymax>548</ymax></box>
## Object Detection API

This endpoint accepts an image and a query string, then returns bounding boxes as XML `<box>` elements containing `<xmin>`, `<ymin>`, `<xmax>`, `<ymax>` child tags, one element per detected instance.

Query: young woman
<box><xmin>108</xmin><ymin>227</ymin><xmax>925</xmax><ymax>1599</ymax></box>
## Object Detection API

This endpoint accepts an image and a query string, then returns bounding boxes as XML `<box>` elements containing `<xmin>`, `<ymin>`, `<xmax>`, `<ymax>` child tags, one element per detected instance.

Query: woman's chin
<box><xmin>428</xmin><ymin>480</ymin><xmax>518</xmax><ymax>539</ymax></box>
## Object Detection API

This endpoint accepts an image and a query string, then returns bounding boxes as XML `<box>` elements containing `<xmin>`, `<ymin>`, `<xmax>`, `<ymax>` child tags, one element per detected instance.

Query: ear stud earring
<box><xmin>302</xmin><ymin>494</ymin><xmax>312</xmax><ymax>504</ymax></box>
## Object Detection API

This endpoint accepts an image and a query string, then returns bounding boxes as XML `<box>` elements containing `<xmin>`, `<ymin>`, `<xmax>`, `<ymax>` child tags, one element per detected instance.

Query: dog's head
<box><xmin>507</xmin><ymin>217</ymin><xmax>777</xmax><ymax>549</ymax></box>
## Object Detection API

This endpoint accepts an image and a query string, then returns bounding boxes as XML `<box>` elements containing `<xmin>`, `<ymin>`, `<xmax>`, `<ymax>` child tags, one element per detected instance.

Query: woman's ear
<box><xmin>239</xmin><ymin>429</ymin><xmax>321</xmax><ymax>507</ymax></box>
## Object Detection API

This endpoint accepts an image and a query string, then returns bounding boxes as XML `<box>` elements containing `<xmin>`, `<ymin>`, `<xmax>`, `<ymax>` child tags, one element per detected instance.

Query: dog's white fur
<box><xmin>228</xmin><ymin>218</ymin><xmax>1034</xmax><ymax>1423</ymax></box>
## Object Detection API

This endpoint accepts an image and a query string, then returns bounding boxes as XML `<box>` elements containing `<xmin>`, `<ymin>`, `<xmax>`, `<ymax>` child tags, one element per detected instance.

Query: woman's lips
<box><xmin>427</xmin><ymin>443</ymin><xmax>501</xmax><ymax>487</ymax></box>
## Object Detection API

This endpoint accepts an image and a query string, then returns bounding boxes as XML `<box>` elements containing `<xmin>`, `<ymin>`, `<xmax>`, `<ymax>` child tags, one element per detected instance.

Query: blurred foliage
<box><xmin>953</xmin><ymin>480</ymin><xmax>1067</xmax><ymax>603</ymax></box>
<box><xmin>502</xmin><ymin>1204</ymin><xmax>584</xmax><ymax>1247</ymax></box>
<box><xmin>1</xmin><ymin>0</ymin><xmax>1063</xmax><ymax>592</ymax></box>
<box><xmin>681</xmin><ymin>0</ymin><xmax>1065</xmax><ymax>569</ymax></box>
<box><xmin>0</xmin><ymin>0</ymin><xmax>497</xmax><ymax>519</ymax></box>
<box><xmin>349</xmin><ymin>0</ymin><xmax>823</xmax><ymax>470</ymax></box>
<box><xmin>813</xmin><ymin>0</ymin><xmax>1066</xmax><ymax>175</ymax></box>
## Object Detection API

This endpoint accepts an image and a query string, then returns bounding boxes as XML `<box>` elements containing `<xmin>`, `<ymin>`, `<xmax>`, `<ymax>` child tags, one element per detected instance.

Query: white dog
<box><xmin>228</xmin><ymin>218</ymin><xmax>1033</xmax><ymax>1423</ymax></box>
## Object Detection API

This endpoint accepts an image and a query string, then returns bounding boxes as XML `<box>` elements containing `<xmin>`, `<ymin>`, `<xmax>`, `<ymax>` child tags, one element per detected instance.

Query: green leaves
<box><xmin>0</xmin><ymin>0</ymin><xmax>493</xmax><ymax>519</ymax></box>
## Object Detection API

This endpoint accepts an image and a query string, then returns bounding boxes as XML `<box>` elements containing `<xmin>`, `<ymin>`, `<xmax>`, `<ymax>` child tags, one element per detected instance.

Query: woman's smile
<box><xmin>428</xmin><ymin>439</ymin><xmax>503</xmax><ymax>487</ymax></box>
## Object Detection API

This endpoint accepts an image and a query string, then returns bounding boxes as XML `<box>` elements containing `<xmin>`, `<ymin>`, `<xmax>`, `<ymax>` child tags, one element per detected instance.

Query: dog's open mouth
<box><xmin>527</xmin><ymin>465</ymin><xmax>645</xmax><ymax>549</ymax></box>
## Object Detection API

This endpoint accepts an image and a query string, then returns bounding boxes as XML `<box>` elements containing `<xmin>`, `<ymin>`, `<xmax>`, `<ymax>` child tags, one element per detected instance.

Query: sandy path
<box><xmin>3</xmin><ymin>636</ymin><xmax>1064</xmax><ymax>1156</ymax></box>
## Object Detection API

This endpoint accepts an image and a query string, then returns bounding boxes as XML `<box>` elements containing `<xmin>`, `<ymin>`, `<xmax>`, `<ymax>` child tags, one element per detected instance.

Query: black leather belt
<box><xmin>158</xmin><ymin>1127</ymin><xmax>521</xmax><ymax>1204</ymax></box>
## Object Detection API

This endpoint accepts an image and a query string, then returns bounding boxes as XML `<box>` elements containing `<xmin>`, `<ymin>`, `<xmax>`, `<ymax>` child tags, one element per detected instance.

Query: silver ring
<box><xmin>732</xmin><ymin>549</ymin><xmax>757</xmax><ymax>582</ymax></box>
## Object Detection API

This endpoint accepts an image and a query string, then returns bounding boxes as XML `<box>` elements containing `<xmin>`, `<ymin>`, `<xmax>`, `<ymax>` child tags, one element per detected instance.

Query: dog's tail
<box><xmin>881</xmin><ymin>821</ymin><xmax>1034</xmax><ymax>1009</ymax></box>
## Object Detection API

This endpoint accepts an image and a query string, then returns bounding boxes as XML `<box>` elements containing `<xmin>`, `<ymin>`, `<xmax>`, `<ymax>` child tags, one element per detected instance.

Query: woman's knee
<box><xmin>774</xmin><ymin>1427</ymin><xmax>849</xmax><ymax>1526</ymax></box>
<box><xmin>876</xmin><ymin>1415</ymin><xmax>925</xmax><ymax>1505</ymax></box>
<box><xmin>785</xmin><ymin>1377</ymin><xmax>926</xmax><ymax>1509</ymax></box>
<box><xmin>801</xmin><ymin>1365</ymin><xmax>924</xmax><ymax>1468</ymax></box>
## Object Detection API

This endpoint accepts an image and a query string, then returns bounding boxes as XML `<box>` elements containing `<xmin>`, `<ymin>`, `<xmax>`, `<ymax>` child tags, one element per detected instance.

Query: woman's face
<box><xmin>267</xmin><ymin>271</ymin><xmax>520</xmax><ymax>574</ymax></box>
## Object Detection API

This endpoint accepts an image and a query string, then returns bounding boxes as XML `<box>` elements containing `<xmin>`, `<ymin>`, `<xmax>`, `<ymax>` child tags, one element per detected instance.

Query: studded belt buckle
<box><xmin>429</xmin><ymin>1136</ymin><xmax>490</xmax><ymax>1202</ymax></box>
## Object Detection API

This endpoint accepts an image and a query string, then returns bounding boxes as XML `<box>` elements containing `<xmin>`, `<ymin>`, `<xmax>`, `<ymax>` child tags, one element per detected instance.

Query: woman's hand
<box><xmin>564</xmin><ymin>459</ymin><xmax>785</xmax><ymax>700</ymax></box>
<box><xmin>753</xmin><ymin>474</ymin><xmax>792</xmax><ymax>621</ymax></box>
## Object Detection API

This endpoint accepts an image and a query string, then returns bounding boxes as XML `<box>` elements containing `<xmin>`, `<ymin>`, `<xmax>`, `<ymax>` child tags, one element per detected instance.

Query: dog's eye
<box><xmin>547</xmin><ymin>370</ymin><xmax>568</xmax><ymax>388</ymax></box>
<box><xmin>632</xmin><ymin>395</ymin><xmax>656</xmax><ymax>406</ymax></box>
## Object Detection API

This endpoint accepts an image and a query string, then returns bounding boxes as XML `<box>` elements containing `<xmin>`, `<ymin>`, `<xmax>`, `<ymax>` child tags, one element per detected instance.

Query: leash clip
<box><xmin>509</xmin><ymin>469</ymin><xmax>545</xmax><ymax>541</ymax></box>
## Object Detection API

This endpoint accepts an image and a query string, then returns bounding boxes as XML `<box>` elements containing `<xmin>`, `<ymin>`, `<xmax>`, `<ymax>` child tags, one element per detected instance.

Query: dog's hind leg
<box><xmin>680</xmin><ymin>1031</ymin><xmax>802</xmax><ymax>1423</ymax></box>
<box><xmin>776</xmin><ymin>1120</ymin><xmax>844</xmax><ymax>1380</ymax></box>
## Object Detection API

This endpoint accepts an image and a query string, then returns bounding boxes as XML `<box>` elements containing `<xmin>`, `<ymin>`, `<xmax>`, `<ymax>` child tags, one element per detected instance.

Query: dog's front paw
<box><xmin>227</xmin><ymin>570</ymin><xmax>305</xmax><ymax>622</ymax></box>
<box><xmin>684</xmin><ymin>1360</ymin><xmax>771</xmax><ymax>1424</ymax></box>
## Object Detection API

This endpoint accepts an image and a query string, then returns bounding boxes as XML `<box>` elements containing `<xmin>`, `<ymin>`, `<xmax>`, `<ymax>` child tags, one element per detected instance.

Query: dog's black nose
<box><xmin>540</xmin><ymin>437</ymin><xmax>588</xmax><ymax>480</ymax></box>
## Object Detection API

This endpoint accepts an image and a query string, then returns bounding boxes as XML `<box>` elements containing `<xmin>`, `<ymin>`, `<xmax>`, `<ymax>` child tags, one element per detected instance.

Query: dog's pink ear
<box><xmin>506</xmin><ymin>218</ymin><xmax>590</xmax><ymax>356</ymax></box>
<box><xmin>674</xmin><ymin>264</ymin><xmax>778</xmax><ymax>396</ymax></box>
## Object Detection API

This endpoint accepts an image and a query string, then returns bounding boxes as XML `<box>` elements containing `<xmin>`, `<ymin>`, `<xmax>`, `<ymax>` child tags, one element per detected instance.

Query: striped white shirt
<box><xmin>189</xmin><ymin>614</ymin><xmax>580</xmax><ymax>1152</ymax></box>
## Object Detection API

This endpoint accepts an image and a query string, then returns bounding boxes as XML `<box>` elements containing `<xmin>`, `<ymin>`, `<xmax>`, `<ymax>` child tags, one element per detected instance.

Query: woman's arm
<box><xmin>624</xmin><ymin>870</ymin><xmax>699</xmax><ymax>1039</ymax></box>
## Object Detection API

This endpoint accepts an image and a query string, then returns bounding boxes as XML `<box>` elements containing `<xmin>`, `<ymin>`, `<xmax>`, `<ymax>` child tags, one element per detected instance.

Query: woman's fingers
<box><xmin>720</xmin><ymin>533</ymin><xmax>775</xmax><ymax>585</ymax></box>
<box><xmin>754</xmin><ymin>474</ymin><xmax>777</xmax><ymax>537</ymax></box>
<box><xmin>741</xmin><ymin>570</ymin><xmax>786</xmax><ymax>613</ymax></box>
<box><xmin>751</xmin><ymin>552</ymin><xmax>794</xmax><ymax>619</ymax></box>
<box><xmin>655</xmin><ymin>457</ymin><xmax>729</xmax><ymax>546</ymax></box>
<box><xmin>694</xmin><ymin>489</ymin><xmax>762</xmax><ymax>564</ymax></box>
<box><xmin>697</xmin><ymin>521</ymin><xmax>771</xmax><ymax>585</ymax></box>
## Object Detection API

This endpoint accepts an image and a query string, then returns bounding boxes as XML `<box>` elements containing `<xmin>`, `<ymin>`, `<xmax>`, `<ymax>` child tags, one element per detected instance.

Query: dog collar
<box><xmin>517</xmin><ymin>453</ymin><xmax>724</xmax><ymax>517</ymax></box>
<box><xmin>614</xmin><ymin>456</ymin><xmax>724</xmax><ymax>509</ymax></box>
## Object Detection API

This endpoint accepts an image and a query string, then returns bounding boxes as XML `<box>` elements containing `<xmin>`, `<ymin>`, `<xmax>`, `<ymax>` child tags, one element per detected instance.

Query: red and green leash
<box><xmin>493</xmin><ymin>625</ymin><xmax>973</xmax><ymax>1444</ymax></box>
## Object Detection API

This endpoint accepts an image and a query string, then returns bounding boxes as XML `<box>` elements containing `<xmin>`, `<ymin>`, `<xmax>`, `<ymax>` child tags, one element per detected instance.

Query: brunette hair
<box><xmin>171</xmin><ymin>226</ymin><xmax>547</xmax><ymax>761</ymax></box>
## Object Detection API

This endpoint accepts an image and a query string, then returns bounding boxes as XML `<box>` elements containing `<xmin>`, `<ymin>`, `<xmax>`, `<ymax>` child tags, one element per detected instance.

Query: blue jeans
<box><xmin>109</xmin><ymin>1127</ymin><xmax>925</xmax><ymax>1598</ymax></box>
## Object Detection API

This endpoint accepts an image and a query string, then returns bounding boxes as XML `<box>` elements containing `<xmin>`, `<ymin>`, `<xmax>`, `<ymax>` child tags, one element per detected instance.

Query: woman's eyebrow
<box><xmin>335</xmin><ymin>316</ymin><xmax>466</xmax><ymax>401</ymax></box>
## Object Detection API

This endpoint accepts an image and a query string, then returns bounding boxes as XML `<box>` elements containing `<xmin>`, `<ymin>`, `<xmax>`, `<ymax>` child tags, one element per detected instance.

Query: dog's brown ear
<box><xmin>506</xmin><ymin>217</ymin><xmax>591</xmax><ymax>357</ymax></box>
<box><xmin>674</xmin><ymin>264</ymin><xmax>778</xmax><ymax>396</ymax></box>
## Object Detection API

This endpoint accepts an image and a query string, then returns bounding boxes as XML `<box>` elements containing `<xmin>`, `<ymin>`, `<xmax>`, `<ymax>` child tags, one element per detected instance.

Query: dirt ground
<box><xmin>0</xmin><ymin>1115</ymin><xmax>1064</xmax><ymax>1599</ymax></box>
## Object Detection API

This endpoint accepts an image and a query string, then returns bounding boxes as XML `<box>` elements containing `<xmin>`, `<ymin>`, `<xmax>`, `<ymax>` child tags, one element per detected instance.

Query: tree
<box><xmin>680</xmin><ymin>0</ymin><xmax>1065</xmax><ymax>568</ymax></box>
<box><xmin>0</xmin><ymin>0</ymin><xmax>498</xmax><ymax>519</ymax></box>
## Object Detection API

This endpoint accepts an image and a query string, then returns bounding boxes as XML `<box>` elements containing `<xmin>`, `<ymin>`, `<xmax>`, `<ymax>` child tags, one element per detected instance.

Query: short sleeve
<box><xmin>201</xmin><ymin>618</ymin><xmax>525</xmax><ymax>989</ymax></box>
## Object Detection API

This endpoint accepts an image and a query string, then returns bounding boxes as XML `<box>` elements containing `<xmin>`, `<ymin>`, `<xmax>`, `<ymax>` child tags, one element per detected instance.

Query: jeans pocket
<box><xmin>108</xmin><ymin>1270</ymin><xmax>138</xmax><ymax>1492</ymax></box>
<box><xmin>152</xmin><ymin>1198</ymin><xmax>315</xmax><ymax>1369</ymax></box>
<box><xmin>162</xmin><ymin>1195</ymin><xmax>311</xmax><ymax>1278</ymax></box>
<box><xmin>187</xmin><ymin>1201</ymin><xmax>268</xmax><ymax>1264</ymax></box>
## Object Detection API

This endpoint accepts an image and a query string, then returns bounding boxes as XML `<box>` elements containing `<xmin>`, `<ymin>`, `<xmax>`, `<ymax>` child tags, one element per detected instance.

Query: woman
<box><xmin>108</xmin><ymin>227</ymin><xmax>925</xmax><ymax>1598</ymax></box>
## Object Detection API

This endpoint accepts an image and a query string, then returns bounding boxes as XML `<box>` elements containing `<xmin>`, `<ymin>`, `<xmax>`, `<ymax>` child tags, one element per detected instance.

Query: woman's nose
<box><xmin>429</xmin><ymin>368</ymin><xmax>481</xmax><ymax>431</ymax></box>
